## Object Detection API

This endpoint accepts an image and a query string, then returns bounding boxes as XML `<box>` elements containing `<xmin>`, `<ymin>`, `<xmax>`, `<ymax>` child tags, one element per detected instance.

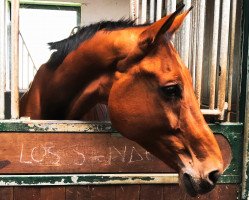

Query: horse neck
<box><xmin>57</xmin><ymin>27</ymin><xmax>144</xmax><ymax>82</ymax></box>
<box><xmin>21</xmin><ymin>28</ymin><xmax>143</xmax><ymax>120</ymax></box>
<box><xmin>55</xmin><ymin>31</ymin><xmax>123</xmax><ymax>119</ymax></box>
<box><xmin>21</xmin><ymin>28</ymin><xmax>142</xmax><ymax>120</ymax></box>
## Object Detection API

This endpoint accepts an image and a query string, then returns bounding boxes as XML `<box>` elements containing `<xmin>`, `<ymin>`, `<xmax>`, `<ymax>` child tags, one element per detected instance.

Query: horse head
<box><xmin>108</xmin><ymin>5</ymin><xmax>224</xmax><ymax>196</ymax></box>
<box><xmin>20</xmin><ymin>5</ymin><xmax>227</xmax><ymax>196</ymax></box>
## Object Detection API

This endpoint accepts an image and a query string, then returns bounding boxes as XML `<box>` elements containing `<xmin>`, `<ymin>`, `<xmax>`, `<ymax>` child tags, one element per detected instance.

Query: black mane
<box><xmin>47</xmin><ymin>19</ymin><xmax>144</xmax><ymax>68</ymax></box>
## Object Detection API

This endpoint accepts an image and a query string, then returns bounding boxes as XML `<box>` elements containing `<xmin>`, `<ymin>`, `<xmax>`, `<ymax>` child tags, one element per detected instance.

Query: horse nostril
<box><xmin>198</xmin><ymin>170</ymin><xmax>221</xmax><ymax>194</ymax></box>
<box><xmin>208</xmin><ymin>170</ymin><xmax>221</xmax><ymax>185</ymax></box>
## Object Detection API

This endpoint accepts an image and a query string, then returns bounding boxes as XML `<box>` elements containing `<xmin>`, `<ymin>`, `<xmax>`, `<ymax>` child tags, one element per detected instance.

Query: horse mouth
<box><xmin>182</xmin><ymin>173</ymin><xmax>198</xmax><ymax>197</ymax></box>
<box><xmin>182</xmin><ymin>173</ymin><xmax>216</xmax><ymax>197</ymax></box>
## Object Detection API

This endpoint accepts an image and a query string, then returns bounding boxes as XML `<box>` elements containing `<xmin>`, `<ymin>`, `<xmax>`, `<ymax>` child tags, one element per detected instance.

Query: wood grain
<box><xmin>163</xmin><ymin>184</ymin><xmax>239</xmax><ymax>200</ymax></box>
<box><xmin>90</xmin><ymin>186</ymin><xmax>115</xmax><ymax>200</ymax></box>
<box><xmin>13</xmin><ymin>187</ymin><xmax>41</xmax><ymax>200</ymax></box>
<box><xmin>115</xmin><ymin>185</ymin><xmax>140</xmax><ymax>200</ymax></box>
<box><xmin>140</xmin><ymin>185</ymin><xmax>164</xmax><ymax>200</ymax></box>
<box><xmin>0</xmin><ymin>187</ymin><xmax>13</xmax><ymax>200</ymax></box>
<box><xmin>40</xmin><ymin>187</ymin><xmax>65</xmax><ymax>200</ymax></box>
<box><xmin>0</xmin><ymin>184</ymin><xmax>240</xmax><ymax>200</ymax></box>
<box><xmin>66</xmin><ymin>186</ymin><xmax>91</xmax><ymax>200</ymax></box>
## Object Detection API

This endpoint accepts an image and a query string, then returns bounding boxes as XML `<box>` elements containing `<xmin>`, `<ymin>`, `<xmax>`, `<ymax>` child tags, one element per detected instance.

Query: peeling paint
<box><xmin>0</xmin><ymin>173</ymin><xmax>240</xmax><ymax>186</ymax></box>
<box><xmin>0</xmin><ymin>174</ymin><xmax>179</xmax><ymax>186</ymax></box>
<box><xmin>131</xmin><ymin>176</ymin><xmax>154</xmax><ymax>181</ymax></box>
<box><xmin>0</xmin><ymin>120</ymin><xmax>116</xmax><ymax>133</ymax></box>
<box><xmin>71</xmin><ymin>176</ymin><xmax>78</xmax><ymax>183</ymax></box>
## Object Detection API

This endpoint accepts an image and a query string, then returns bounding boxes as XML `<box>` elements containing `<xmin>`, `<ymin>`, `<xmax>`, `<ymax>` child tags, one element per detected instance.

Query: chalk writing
<box><xmin>19</xmin><ymin>142</ymin><xmax>156</xmax><ymax>167</ymax></box>
<box><xmin>145</xmin><ymin>151</ymin><xmax>152</xmax><ymax>161</ymax></box>
<box><xmin>129</xmin><ymin>147</ymin><xmax>143</xmax><ymax>163</ymax></box>
<box><xmin>112</xmin><ymin>146</ymin><xmax>126</xmax><ymax>162</ymax></box>
<box><xmin>20</xmin><ymin>143</ymin><xmax>60</xmax><ymax>165</ymax></box>
<box><xmin>20</xmin><ymin>144</ymin><xmax>32</xmax><ymax>164</ymax></box>
<box><xmin>73</xmin><ymin>149</ymin><xmax>85</xmax><ymax>165</ymax></box>
<box><xmin>31</xmin><ymin>146</ymin><xmax>46</xmax><ymax>162</ymax></box>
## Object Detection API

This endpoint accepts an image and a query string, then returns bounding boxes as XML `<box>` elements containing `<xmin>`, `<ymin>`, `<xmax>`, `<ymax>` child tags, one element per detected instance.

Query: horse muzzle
<box><xmin>180</xmin><ymin>169</ymin><xmax>221</xmax><ymax>197</ymax></box>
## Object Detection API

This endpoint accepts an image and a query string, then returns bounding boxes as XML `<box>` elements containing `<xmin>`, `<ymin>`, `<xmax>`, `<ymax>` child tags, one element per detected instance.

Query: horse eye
<box><xmin>160</xmin><ymin>84</ymin><xmax>182</xmax><ymax>99</ymax></box>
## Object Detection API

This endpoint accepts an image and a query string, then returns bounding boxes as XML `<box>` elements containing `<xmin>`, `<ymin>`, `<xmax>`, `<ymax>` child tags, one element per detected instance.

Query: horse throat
<box><xmin>65</xmin><ymin>73</ymin><xmax>114</xmax><ymax>120</ymax></box>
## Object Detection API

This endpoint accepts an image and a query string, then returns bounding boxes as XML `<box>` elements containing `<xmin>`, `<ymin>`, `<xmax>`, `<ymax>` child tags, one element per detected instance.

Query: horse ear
<box><xmin>138</xmin><ymin>5</ymin><xmax>193</xmax><ymax>50</ymax></box>
<box><xmin>166</xmin><ymin>6</ymin><xmax>193</xmax><ymax>37</ymax></box>
<box><xmin>117</xmin><ymin>5</ymin><xmax>193</xmax><ymax>72</ymax></box>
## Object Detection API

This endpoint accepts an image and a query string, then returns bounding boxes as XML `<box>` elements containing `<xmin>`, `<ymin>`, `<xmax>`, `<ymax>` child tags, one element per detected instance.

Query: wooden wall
<box><xmin>0</xmin><ymin>184</ymin><xmax>240</xmax><ymax>200</ymax></box>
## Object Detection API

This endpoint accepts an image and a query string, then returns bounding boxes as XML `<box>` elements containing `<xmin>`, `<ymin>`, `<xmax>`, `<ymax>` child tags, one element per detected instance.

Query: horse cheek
<box><xmin>108</xmin><ymin>78</ymin><xmax>154</xmax><ymax>140</ymax></box>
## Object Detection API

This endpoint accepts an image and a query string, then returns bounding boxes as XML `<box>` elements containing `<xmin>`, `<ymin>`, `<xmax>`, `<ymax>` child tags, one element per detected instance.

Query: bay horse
<box><xmin>20</xmin><ymin>5</ymin><xmax>225</xmax><ymax>196</ymax></box>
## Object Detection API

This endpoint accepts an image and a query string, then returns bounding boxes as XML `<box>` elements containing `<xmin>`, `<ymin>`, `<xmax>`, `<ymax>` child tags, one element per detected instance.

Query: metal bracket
<box><xmin>201</xmin><ymin>102</ymin><xmax>228</xmax><ymax>121</ymax></box>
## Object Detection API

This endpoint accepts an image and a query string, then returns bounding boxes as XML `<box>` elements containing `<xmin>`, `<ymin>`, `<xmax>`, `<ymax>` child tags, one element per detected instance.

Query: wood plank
<box><xmin>139</xmin><ymin>185</ymin><xmax>164</xmax><ymax>200</ymax></box>
<box><xmin>0</xmin><ymin>187</ymin><xmax>13</xmax><ymax>200</ymax></box>
<box><xmin>0</xmin><ymin>133</ymin><xmax>231</xmax><ymax>174</ymax></box>
<box><xmin>163</xmin><ymin>184</ymin><xmax>239</xmax><ymax>200</ymax></box>
<box><xmin>0</xmin><ymin>133</ymin><xmax>169</xmax><ymax>173</ymax></box>
<box><xmin>8</xmin><ymin>185</ymin><xmax>239</xmax><ymax>200</ymax></box>
<box><xmin>40</xmin><ymin>187</ymin><xmax>65</xmax><ymax>200</ymax></box>
<box><xmin>66</xmin><ymin>186</ymin><xmax>91</xmax><ymax>200</ymax></box>
<box><xmin>68</xmin><ymin>184</ymin><xmax>239</xmax><ymax>200</ymax></box>
<box><xmin>115</xmin><ymin>185</ymin><xmax>140</xmax><ymax>200</ymax></box>
<box><xmin>13</xmin><ymin>187</ymin><xmax>41</xmax><ymax>200</ymax></box>
<box><xmin>163</xmin><ymin>185</ymin><xmax>189</xmax><ymax>200</ymax></box>
<box><xmin>90</xmin><ymin>186</ymin><xmax>115</xmax><ymax>200</ymax></box>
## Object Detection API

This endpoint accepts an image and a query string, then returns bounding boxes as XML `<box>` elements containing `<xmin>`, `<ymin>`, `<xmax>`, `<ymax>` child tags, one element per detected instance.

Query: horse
<box><xmin>20</xmin><ymin>5</ymin><xmax>225</xmax><ymax>196</ymax></box>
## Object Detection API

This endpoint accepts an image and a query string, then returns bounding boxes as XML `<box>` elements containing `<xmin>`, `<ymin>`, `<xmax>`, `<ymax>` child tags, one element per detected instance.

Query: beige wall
<box><xmin>81</xmin><ymin>0</ymin><xmax>130</xmax><ymax>25</ymax></box>
<box><xmin>45</xmin><ymin>0</ymin><xmax>130</xmax><ymax>25</ymax></box>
